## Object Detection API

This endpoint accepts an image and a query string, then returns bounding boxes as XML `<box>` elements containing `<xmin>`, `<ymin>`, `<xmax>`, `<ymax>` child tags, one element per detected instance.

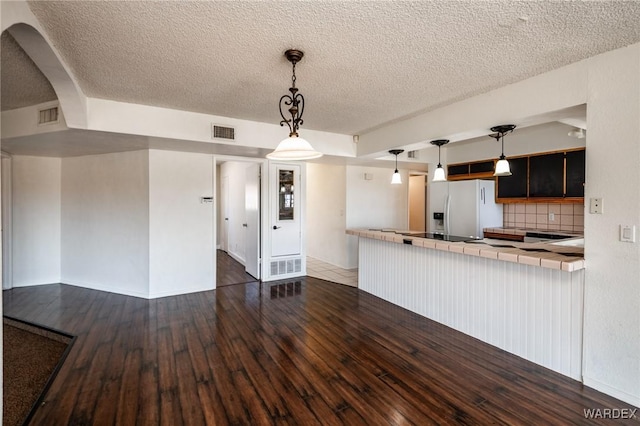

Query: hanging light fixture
<box><xmin>490</xmin><ymin>124</ymin><xmax>516</xmax><ymax>177</ymax></box>
<box><xmin>267</xmin><ymin>49</ymin><xmax>322</xmax><ymax>161</ymax></box>
<box><xmin>568</xmin><ymin>128</ymin><xmax>586</xmax><ymax>139</ymax></box>
<box><xmin>389</xmin><ymin>149</ymin><xmax>404</xmax><ymax>184</ymax></box>
<box><xmin>430</xmin><ymin>139</ymin><xmax>449</xmax><ymax>182</ymax></box>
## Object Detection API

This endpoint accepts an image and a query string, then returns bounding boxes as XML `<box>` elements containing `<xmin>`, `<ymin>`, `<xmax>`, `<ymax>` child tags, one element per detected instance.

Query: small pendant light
<box><xmin>490</xmin><ymin>124</ymin><xmax>516</xmax><ymax>177</ymax></box>
<box><xmin>389</xmin><ymin>149</ymin><xmax>404</xmax><ymax>184</ymax></box>
<box><xmin>430</xmin><ymin>139</ymin><xmax>449</xmax><ymax>182</ymax></box>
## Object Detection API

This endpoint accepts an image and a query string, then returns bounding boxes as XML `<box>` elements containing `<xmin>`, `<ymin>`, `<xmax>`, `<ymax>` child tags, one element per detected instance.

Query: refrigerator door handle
<box><xmin>444</xmin><ymin>195</ymin><xmax>451</xmax><ymax>235</ymax></box>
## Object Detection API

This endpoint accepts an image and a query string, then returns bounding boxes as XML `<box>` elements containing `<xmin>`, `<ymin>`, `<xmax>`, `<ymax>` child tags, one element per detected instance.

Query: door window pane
<box><xmin>279</xmin><ymin>169</ymin><xmax>294</xmax><ymax>220</ymax></box>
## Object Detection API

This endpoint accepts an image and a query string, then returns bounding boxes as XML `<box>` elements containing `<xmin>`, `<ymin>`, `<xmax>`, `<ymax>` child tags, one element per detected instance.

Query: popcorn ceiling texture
<box><xmin>21</xmin><ymin>1</ymin><xmax>640</xmax><ymax>134</ymax></box>
<box><xmin>1</xmin><ymin>32</ymin><xmax>57</xmax><ymax>111</ymax></box>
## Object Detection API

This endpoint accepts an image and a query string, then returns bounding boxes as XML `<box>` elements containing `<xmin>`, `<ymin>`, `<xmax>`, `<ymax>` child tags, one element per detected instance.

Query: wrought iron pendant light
<box><xmin>490</xmin><ymin>124</ymin><xmax>516</xmax><ymax>177</ymax></box>
<box><xmin>389</xmin><ymin>149</ymin><xmax>404</xmax><ymax>184</ymax></box>
<box><xmin>267</xmin><ymin>49</ymin><xmax>323</xmax><ymax>161</ymax></box>
<box><xmin>430</xmin><ymin>139</ymin><xmax>449</xmax><ymax>182</ymax></box>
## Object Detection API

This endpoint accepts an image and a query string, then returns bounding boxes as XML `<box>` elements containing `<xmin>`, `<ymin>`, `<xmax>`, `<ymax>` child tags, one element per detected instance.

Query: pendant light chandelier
<box><xmin>490</xmin><ymin>124</ymin><xmax>516</xmax><ymax>177</ymax></box>
<box><xmin>389</xmin><ymin>149</ymin><xmax>404</xmax><ymax>184</ymax></box>
<box><xmin>430</xmin><ymin>139</ymin><xmax>449</xmax><ymax>182</ymax></box>
<box><xmin>267</xmin><ymin>49</ymin><xmax>323</xmax><ymax>161</ymax></box>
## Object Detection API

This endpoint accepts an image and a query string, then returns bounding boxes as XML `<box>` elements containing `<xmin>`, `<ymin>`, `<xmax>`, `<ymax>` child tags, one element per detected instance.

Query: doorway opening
<box><xmin>408</xmin><ymin>173</ymin><xmax>428</xmax><ymax>232</ymax></box>
<box><xmin>215</xmin><ymin>158</ymin><xmax>263</xmax><ymax>287</ymax></box>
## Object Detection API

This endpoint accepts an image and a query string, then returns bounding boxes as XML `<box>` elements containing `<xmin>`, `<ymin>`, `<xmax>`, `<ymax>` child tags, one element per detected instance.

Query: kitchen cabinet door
<box><xmin>565</xmin><ymin>149</ymin><xmax>586</xmax><ymax>197</ymax></box>
<box><xmin>529</xmin><ymin>152</ymin><xmax>564</xmax><ymax>198</ymax></box>
<box><xmin>497</xmin><ymin>156</ymin><xmax>528</xmax><ymax>199</ymax></box>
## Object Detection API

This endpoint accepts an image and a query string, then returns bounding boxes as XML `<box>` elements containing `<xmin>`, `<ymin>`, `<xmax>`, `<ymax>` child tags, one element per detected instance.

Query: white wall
<box><xmin>220</xmin><ymin>161</ymin><xmax>251</xmax><ymax>264</ymax></box>
<box><xmin>149</xmin><ymin>150</ymin><xmax>214</xmax><ymax>297</ymax></box>
<box><xmin>582</xmin><ymin>44</ymin><xmax>640</xmax><ymax>406</ymax></box>
<box><xmin>345</xmin><ymin>165</ymin><xmax>408</xmax><ymax>268</ymax></box>
<box><xmin>61</xmin><ymin>150</ymin><xmax>149</xmax><ymax>298</ymax></box>
<box><xmin>306</xmin><ymin>163</ymin><xmax>348</xmax><ymax>268</ymax></box>
<box><xmin>12</xmin><ymin>156</ymin><xmax>61</xmax><ymax>286</ymax></box>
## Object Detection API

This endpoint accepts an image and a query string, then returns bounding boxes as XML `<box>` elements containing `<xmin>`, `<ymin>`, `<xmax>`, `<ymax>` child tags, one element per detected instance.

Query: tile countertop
<box><xmin>346</xmin><ymin>229</ymin><xmax>584</xmax><ymax>272</ymax></box>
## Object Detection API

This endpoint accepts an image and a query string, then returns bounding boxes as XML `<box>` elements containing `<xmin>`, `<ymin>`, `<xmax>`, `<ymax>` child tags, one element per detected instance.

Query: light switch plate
<box><xmin>620</xmin><ymin>225</ymin><xmax>636</xmax><ymax>243</ymax></box>
<box><xmin>590</xmin><ymin>197</ymin><xmax>603</xmax><ymax>214</ymax></box>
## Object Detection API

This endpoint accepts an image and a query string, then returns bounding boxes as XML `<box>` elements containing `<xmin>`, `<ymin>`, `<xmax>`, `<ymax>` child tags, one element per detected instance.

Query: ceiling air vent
<box><xmin>212</xmin><ymin>124</ymin><xmax>235</xmax><ymax>141</ymax></box>
<box><xmin>408</xmin><ymin>150</ymin><xmax>418</xmax><ymax>159</ymax></box>
<box><xmin>38</xmin><ymin>106</ymin><xmax>59</xmax><ymax>125</ymax></box>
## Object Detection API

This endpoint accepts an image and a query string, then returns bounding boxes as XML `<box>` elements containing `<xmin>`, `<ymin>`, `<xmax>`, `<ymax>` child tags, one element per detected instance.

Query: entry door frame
<box><xmin>213</xmin><ymin>155</ymin><xmax>268</xmax><ymax>285</ymax></box>
<box><xmin>244</xmin><ymin>163</ymin><xmax>261</xmax><ymax>279</ymax></box>
<box><xmin>2</xmin><ymin>152</ymin><xmax>12</xmax><ymax>290</ymax></box>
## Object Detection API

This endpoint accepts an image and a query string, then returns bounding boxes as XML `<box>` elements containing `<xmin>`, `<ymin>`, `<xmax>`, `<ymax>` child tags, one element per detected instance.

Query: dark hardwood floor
<box><xmin>216</xmin><ymin>249</ymin><xmax>256</xmax><ymax>287</ymax></box>
<box><xmin>3</xmin><ymin>279</ymin><xmax>637</xmax><ymax>425</ymax></box>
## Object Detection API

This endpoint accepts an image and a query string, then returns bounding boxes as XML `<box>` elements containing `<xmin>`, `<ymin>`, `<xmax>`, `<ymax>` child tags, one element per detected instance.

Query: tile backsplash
<box><xmin>502</xmin><ymin>203</ymin><xmax>584</xmax><ymax>233</ymax></box>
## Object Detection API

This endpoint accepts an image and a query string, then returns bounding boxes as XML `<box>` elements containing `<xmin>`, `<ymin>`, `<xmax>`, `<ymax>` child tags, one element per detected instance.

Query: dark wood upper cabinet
<box><xmin>495</xmin><ymin>148</ymin><xmax>585</xmax><ymax>203</ymax></box>
<box><xmin>469</xmin><ymin>160</ymin><xmax>495</xmax><ymax>174</ymax></box>
<box><xmin>529</xmin><ymin>152</ymin><xmax>565</xmax><ymax>197</ymax></box>
<box><xmin>447</xmin><ymin>160</ymin><xmax>495</xmax><ymax>180</ymax></box>
<box><xmin>447</xmin><ymin>148</ymin><xmax>585</xmax><ymax>203</ymax></box>
<box><xmin>497</xmin><ymin>156</ymin><xmax>528</xmax><ymax>199</ymax></box>
<box><xmin>448</xmin><ymin>163</ymin><xmax>470</xmax><ymax>177</ymax></box>
<box><xmin>565</xmin><ymin>149</ymin><xmax>586</xmax><ymax>198</ymax></box>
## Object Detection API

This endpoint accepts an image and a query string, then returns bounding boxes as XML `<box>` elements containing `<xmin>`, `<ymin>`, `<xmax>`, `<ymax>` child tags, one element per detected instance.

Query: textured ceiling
<box><xmin>17</xmin><ymin>1</ymin><xmax>640</xmax><ymax>135</ymax></box>
<box><xmin>1</xmin><ymin>31</ymin><xmax>57</xmax><ymax>111</ymax></box>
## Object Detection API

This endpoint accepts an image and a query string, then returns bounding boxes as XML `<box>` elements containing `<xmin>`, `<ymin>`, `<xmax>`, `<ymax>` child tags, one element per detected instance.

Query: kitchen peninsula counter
<box><xmin>348</xmin><ymin>228</ymin><xmax>585</xmax><ymax>381</ymax></box>
<box><xmin>346</xmin><ymin>229</ymin><xmax>584</xmax><ymax>271</ymax></box>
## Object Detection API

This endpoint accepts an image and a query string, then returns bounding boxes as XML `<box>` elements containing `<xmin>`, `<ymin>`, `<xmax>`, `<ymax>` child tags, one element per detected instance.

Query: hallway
<box><xmin>216</xmin><ymin>250</ymin><xmax>256</xmax><ymax>287</ymax></box>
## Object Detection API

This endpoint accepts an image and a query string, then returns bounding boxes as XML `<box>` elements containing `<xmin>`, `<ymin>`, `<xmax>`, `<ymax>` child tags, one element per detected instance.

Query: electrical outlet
<box><xmin>589</xmin><ymin>198</ymin><xmax>603</xmax><ymax>214</ymax></box>
<box><xmin>549</xmin><ymin>212</ymin><xmax>555</xmax><ymax>222</ymax></box>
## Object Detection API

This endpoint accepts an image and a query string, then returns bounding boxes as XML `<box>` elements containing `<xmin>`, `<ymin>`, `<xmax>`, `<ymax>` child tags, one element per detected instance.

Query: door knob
<box><xmin>273</xmin><ymin>225</ymin><xmax>281</xmax><ymax>230</ymax></box>
<box><xmin>224</xmin><ymin>218</ymin><xmax>229</xmax><ymax>221</ymax></box>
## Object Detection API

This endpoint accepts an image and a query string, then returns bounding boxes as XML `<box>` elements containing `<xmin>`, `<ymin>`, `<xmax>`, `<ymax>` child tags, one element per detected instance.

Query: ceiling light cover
<box><xmin>490</xmin><ymin>125</ymin><xmax>516</xmax><ymax>177</ymax></box>
<box><xmin>267</xmin><ymin>49</ymin><xmax>322</xmax><ymax>161</ymax></box>
<box><xmin>430</xmin><ymin>139</ymin><xmax>449</xmax><ymax>182</ymax></box>
<box><xmin>389</xmin><ymin>149</ymin><xmax>404</xmax><ymax>185</ymax></box>
<box><xmin>494</xmin><ymin>158</ymin><xmax>512</xmax><ymax>176</ymax></box>
<box><xmin>266</xmin><ymin>135</ymin><xmax>323</xmax><ymax>160</ymax></box>
<box><xmin>433</xmin><ymin>166</ymin><xmax>446</xmax><ymax>182</ymax></box>
<box><xmin>568</xmin><ymin>128</ymin><xmax>586</xmax><ymax>139</ymax></box>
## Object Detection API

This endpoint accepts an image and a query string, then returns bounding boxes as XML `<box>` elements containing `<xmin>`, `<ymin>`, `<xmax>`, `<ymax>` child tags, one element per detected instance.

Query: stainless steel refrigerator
<box><xmin>429</xmin><ymin>179</ymin><xmax>503</xmax><ymax>239</ymax></box>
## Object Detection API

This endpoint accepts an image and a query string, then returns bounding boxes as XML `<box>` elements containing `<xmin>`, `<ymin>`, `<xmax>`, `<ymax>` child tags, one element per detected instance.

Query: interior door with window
<box><xmin>271</xmin><ymin>164</ymin><xmax>301</xmax><ymax>257</ymax></box>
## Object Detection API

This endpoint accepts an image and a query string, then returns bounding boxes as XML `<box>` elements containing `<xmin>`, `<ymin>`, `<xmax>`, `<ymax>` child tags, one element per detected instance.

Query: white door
<box><xmin>245</xmin><ymin>163</ymin><xmax>261</xmax><ymax>279</ymax></box>
<box><xmin>271</xmin><ymin>164</ymin><xmax>301</xmax><ymax>257</ymax></box>
<box><xmin>221</xmin><ymin>175</ymin><xmax>229</xmax><ymax>251</ymax></box>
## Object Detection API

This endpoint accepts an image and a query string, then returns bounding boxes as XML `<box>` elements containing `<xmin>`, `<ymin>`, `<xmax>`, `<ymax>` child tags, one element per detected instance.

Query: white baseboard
<box><xmin>60</xmin><ymin>280</ymin><xmax>150</xmax><ymax>299</ymax></box>
<box><xmin>148</xmin><ymin>285</ymin><xmax>214</xmax><ymax>299</ymax></box>
<box><xmin>583</xmin><ymin>376</ymin><xmax>640</xmax><ymax>408</ymax></box>
<box><xmin>227</xmin><ymin>250</ymin><xmax>246</xmax><ymax>266</ymax></box>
